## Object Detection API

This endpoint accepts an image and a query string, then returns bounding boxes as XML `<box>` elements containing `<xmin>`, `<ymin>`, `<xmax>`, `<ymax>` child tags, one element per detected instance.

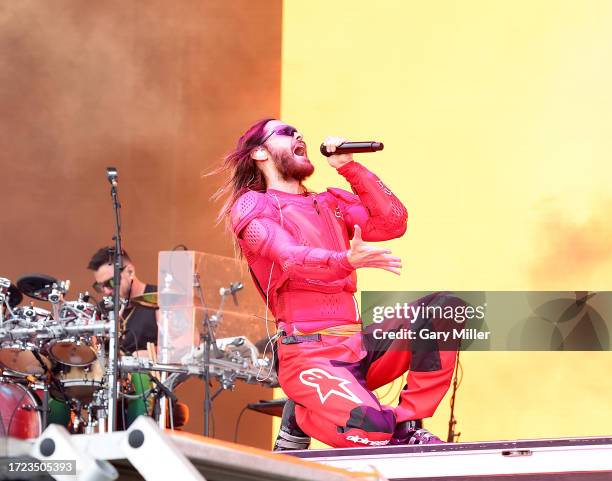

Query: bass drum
<box><xmin>0</xmin><ymin>381</ymin><xmax>72</xmax><ymax>439</ymax></box>
<box><xmin>0</xmin><ymin>381</ymin><xmax>41</xmax><ymax>439</ymax></box>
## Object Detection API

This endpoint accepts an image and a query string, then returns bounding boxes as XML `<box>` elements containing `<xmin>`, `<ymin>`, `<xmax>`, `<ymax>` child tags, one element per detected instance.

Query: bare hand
<box><xmin>346</xmin><ymin>225</ymin><xmax>402</xmax><ymax>275</ymax></box>
<box><xmin>323</xmin><ymin>136</ymin><xmax>353</xmax><ymax>169</ymax></box>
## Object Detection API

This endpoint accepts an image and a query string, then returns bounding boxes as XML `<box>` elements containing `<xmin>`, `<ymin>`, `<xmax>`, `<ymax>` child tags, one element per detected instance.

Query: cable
<box><xmin>133</xmin><ymin>372</ymin><xmax>150</xmax><ymax>421</ymax></box>
<box><xmin>168</xmin><ymin>395</ymin><xmax>174</xmax><ymax>431</ymax></box>
<box><xmin>256</xmin><ymin>262</ymin><xmax>277</xmax><ymax>382</ymax></box>
<box><xmin>250</xmin><ymin>313</ymin><xmax>279</xmax><ymax>325</ymax></box>
<box><xmin>456</xmin><ymin>356</ymin><xmax>464</xmax><ymax>388</ymax></box>
<box><xmin>233</xmin><ymin>406</ymin><xmax>249</xmax><ymax>443</ymax></box>
<box><xmin>119</xmin><ymin>390</ymin><xmax>154</xmax><ymax>400</ymax></box>
<box><xmin>166</xmin><ymin>371</ymin><xmax>179</xmax><ymax>432</ymax></box>
<box><xmin>121</xmin><ymin>383</ymin><xmax>127</xmax><ymax>430</ymax></box>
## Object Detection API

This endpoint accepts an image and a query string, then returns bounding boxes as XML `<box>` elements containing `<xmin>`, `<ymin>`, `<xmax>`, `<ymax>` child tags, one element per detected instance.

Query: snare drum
<box><xmin>47</xmin><ymin>301</ymin><xmax>99</xmax><ymax>366</ymax></box>
<box><xmin>51</xmin><ymin>359</ymin><xmax>104</xmax><ymax>403</ymax></box>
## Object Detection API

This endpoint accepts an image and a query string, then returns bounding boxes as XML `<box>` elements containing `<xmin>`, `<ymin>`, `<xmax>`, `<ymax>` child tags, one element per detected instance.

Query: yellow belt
<box><xmin>293</xmin><ymin>323</ymin><xmax>362</xmax><ymax>337</ymax></box>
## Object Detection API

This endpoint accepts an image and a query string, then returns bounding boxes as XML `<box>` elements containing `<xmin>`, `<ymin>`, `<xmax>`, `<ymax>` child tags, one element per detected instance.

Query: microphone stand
<box><xmin>106</xmin><ymin>167</ymin><xmax>122</xmax><ymax>432</ymax></box>
<box><xmin>194</xmin><ymin>272</ymin><xmax>221</xmax><ymax>437</ymax></box>
<box><xmin>447</xmin><ymin>342</ymin><xmax>462</xmax><ymax>443</ymax></box>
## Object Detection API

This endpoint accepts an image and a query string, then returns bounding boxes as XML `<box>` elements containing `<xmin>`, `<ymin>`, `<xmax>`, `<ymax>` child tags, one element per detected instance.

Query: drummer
<box><xmin>87</xmin><ymin>247</ymin><xmax>159</xmax><ymax>427</ymax></box>
<box><xmin>87</xmin><ymin>247</ymin><xmax>188</xmax><ymax>430</ymax></box>
<box><xmin>87</xmin><ymin>247</ymin><xmax>158</xmax><ymax>357</ymax></box>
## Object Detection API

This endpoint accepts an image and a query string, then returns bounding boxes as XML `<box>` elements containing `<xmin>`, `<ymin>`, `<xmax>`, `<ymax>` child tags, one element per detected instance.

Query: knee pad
<box><xmin>338</xmin><ymin>406</ymin><xmax>395</xmax><ymax>434</ymax></box>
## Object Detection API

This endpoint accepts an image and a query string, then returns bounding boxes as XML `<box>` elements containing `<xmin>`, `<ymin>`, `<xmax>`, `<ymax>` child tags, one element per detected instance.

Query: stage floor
<box><xmin>2</xmin><ymin>422</ymin><xmax>612</xmax><ymax>480</ymax></box>
<box><xmin>287</xmin><ymin>436</ymin><xmax>612</xmax><ymax>480</ymax></box>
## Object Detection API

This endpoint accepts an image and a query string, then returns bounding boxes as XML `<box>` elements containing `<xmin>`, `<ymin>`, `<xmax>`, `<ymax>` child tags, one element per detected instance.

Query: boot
<box><xmin>273</xmin><ymin>399</ymin><xmax>311</xmax><ymax>451</ymax></box>
<box><xmin>390</xmin><ymin>420</ymin><xmax>444</xmax><ymax>445</ymax></box>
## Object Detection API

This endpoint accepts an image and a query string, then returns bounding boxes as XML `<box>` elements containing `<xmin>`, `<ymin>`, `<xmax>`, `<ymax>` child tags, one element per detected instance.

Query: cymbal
<box><xmin>131</xmin><ymin>290</ymin><xmax>202</xmax><ymax>308</ymax></box>
<box><xmin>16</xmin><ymin>273</ymin><xmax>59</xmax><ymax>302</ymax></box>
<box><xmin>131</xmin><ymin>292</ymin><xmax>159</xmax><ymax>308</ymax></box>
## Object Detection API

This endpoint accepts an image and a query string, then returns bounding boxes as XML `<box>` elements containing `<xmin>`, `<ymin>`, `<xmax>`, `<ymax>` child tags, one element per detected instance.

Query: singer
<box><xmin>214</xmin><ymin>119</ymin><xmax>456</xmax><ymax>448</ymax></box>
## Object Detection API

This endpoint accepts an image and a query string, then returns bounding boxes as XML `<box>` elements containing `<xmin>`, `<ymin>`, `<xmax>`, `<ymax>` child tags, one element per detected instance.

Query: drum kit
<box><xmin>0</xmin><ymin>273</ymin><xmax>275</xmax><ymax>441</ymax></box>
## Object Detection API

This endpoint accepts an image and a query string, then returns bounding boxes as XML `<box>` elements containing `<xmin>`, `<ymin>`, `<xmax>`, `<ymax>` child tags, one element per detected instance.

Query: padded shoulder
<box><xmin>230</xmin><ymin>190</ymin><xmax>269</xmax><ymax>235</ymax></box>
<box><xmin>326</xmin><ymin>187</ymin><xmax>360</xmax><ymax>205</ymax></box>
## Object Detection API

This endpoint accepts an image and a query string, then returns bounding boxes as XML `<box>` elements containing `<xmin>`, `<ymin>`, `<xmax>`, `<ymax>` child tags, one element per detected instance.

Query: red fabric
<box><xmin>277</xmin><ymin>334</ymin><xmax>456</xmax><ymax>447</ymax></box>
<box><xmin>230</xmin><ymin>161</ymin><xmax>407</xmax><ymax>334</ymax></box>
<box><xmin>231</xmin><ymin>162</ymin><xmax>453</xmax><ymax>447</ymax></box>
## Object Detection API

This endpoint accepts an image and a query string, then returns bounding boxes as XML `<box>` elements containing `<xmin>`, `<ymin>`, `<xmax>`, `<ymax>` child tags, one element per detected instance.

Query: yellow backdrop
<box><xmin>277</xmin><ymin>0</ymin><xmax>612</xmax><ymax>445</ymax></box>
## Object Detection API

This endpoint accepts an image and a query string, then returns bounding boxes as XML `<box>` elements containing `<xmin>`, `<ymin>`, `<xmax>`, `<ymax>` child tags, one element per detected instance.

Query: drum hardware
<box><xmin>120</xmin><ymin>348</ymin><xmax>277</xmax><ymax>387</ymax></box>
<box><xmin>49</xmin><ymin>298</ymin><xmax>101</xmax><ymax>366</ymax></box>
<box><xmin>49</xmin><ymin>280</ymin><xmax>70</xmax><ymax>327</ymax></box>
<box><xmin>0</xmin><ymin>308</ymin><xmax>54</xmax><ymax>376</ymax></box>
<box><xmin>17</xmin><ymin>273</ymin><xmax>70</xmax><ymax>326</ymax></box>
<box><xmin>0</xmin><ymin>278</ymin><xmax>20</xmax><ymax>326</ymax></box>
<box><xmin>48</xmin><ymin>282</ymin><xmax>69</xmax><ymax>304</ymax></box>
<box><xmin>0</xmin><ymin>277</ymin><xmax>23</xmax><ymax>312</ymax></box>
<box><xmin>0</xmin><ymin>322</ymin><xmax>110</xmax><ymax>342</ymax></box>
<box><xmin>1</xmin><ymin>269</ymin><xmax>276</xmax><ymax>437</ymax></box>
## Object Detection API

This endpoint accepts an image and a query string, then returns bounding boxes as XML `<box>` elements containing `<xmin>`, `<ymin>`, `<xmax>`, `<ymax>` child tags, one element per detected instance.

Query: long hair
<box><xmin>209</xmin><ymin>118</ymin><xmax>274</xmax><ymax>230</ymax></box>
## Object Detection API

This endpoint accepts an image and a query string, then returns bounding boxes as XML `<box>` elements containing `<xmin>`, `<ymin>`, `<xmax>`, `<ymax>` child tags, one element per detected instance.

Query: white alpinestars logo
<box><xmin>346</xmin><ymin>435</ymin><xmax>389</xmax><ymax>446</ymax></box>
<box><xmin>299</xmin><ymin>368</ymin><xmax>362</xmax><ymax>405</ymax></box>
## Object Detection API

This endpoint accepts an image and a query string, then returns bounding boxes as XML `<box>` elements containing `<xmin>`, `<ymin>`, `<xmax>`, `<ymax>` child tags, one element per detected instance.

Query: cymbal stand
<box><xmin>0</xmin><ymin>278</ymin><xmax>9</xmax><ymax>326</ymax></box>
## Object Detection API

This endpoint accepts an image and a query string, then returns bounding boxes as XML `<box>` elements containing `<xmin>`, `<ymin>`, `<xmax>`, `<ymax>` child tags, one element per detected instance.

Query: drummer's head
<box><xmin>88</xmin><ymin>247</ymin><xmax>135</xmax><ymax>298</ymax></box>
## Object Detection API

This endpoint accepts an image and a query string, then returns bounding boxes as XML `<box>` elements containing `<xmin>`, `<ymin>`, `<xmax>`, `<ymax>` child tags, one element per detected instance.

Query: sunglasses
<box><xmin>259</xmin><ymin>125</ymin><xmax>299</xmax><ymax>145</ymax></box>
<box><xmin>92</xmin><ymin>266</ymin><xmax>126</xmax><ymax>293</ymax></box>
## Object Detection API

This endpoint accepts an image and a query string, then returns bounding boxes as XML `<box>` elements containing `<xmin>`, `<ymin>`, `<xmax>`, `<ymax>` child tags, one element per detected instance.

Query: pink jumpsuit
<box><xmin>230</xmin><ymin>161</ymin><xmax>456</xmax><ymax>447</ymax></box>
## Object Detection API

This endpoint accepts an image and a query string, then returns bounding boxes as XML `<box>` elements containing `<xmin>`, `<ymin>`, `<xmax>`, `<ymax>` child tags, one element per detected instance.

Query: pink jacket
<box><xmin>230</xmin><ymin>161</ymin><xmax>407</xmax><ymax>334</ymax></box>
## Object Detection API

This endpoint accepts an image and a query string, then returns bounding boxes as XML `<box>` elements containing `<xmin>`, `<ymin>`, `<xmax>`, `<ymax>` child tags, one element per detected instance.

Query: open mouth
<box><xmin>293</xmin><ymin>143</ymin><xmax>307</xmax><ymax>157</ymax></box>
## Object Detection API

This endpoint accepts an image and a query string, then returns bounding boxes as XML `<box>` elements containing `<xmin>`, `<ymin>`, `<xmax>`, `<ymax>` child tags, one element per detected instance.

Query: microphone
<box><xmin>320</xmin><ymin>141</ymin><xmax>384</xmax><ymax>157</ymax></box>
<box><xmin>220</xmin><ymin>282</ymin><xmax>244</xmax><ymax>306</ymax></box>
<box><xmin>219</xmin><ymin>282</ymin><xmax>244</xmax><ymax>297</ymax></box>
<box><xmin>106</xmin><ymin>167</ymin><xmax>118</xmax><ymax>187</ymax></box>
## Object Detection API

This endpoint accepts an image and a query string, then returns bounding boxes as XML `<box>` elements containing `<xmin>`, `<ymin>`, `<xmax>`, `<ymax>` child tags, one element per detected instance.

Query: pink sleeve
<box><xmin>241</xmin><ymin>218</ymin><xmax>354</xmax><ymax>281</ymax></box>
<box><xmin>230</xmin><ymin>191</ymin><xmax>354</xmax><ymax>281</ymax></box>
<box><xmin>329</xmin><ymin>161</ymin><xmax>408</xmax><ymax>241</ymax></box>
